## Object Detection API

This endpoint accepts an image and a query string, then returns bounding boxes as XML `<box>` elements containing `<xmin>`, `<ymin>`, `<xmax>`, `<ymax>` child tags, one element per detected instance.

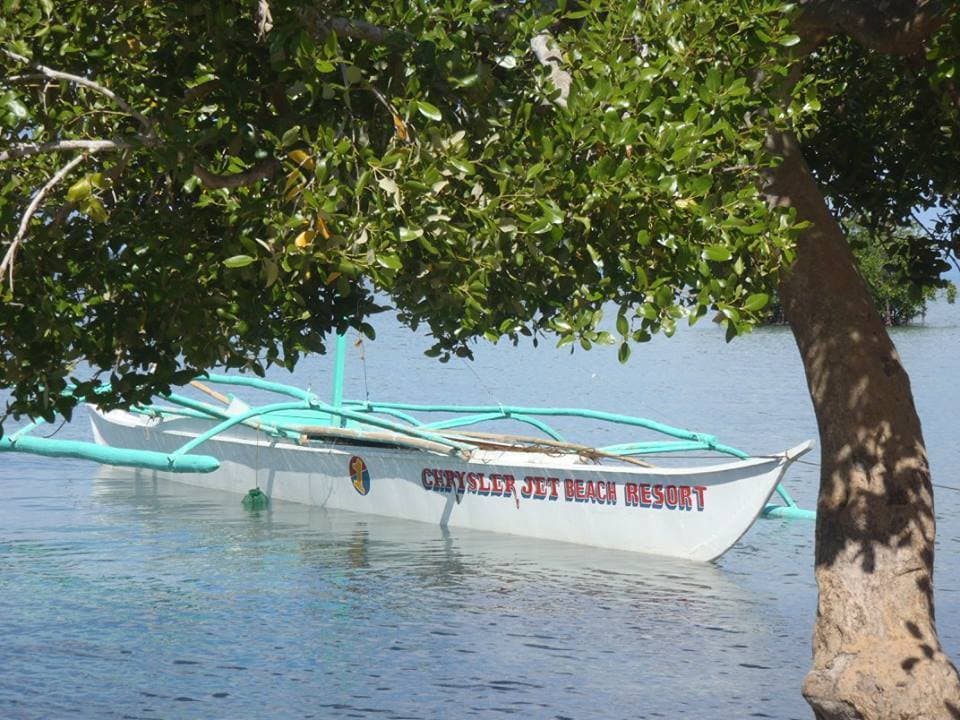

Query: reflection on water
<box><xmin>0</xmin><ymin>466</ymin><xmax>810</xmax><ymax>720</ymax></box>
<box><xmin>0</xmin><ymin>297</ymin><xmax>957</xmax><ymax>719</ymax></box>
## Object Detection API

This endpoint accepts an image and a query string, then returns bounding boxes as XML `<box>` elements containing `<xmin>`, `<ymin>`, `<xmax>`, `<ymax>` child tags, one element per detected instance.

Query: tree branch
<box><xmin>530</xmin><ymin>33</ymin><xmax>571</xmax><ymax>108</ymax></box>
<box><xmin>192</xmin><ymin>158</ymin><xmax>280</xmax><ymax>190</ymax></box>
<box><xmin>5</xmin><ymin>72</ymin><xmax>47</xmax><ymax>83</ymax></box>
<box><xmin>328</xmin><ymin>17</ymin><xmax>394</xmax><ymax>44</ymax></box>
<box><xmin>795</xmin><ymin>0</ymin><xmax>951</xmax><ymax>55</ymax></box>
<box><xmin>0</xmin><ymin>138</ymin><xmax>140</xmax><ymax>163</ymax></box>
<box><xmin>255</xmin><ymin>0</ymin><xmax>273</xmax><ymax>41</ymax></box>
<box><xmin>2</xmin><ymin>48</ymin><xmax>153</xmax><ymax>133</ymax></box>
<box><xmin>1</xmin><ymin>153</ymin><xmax>87</xmax><ymax>291</ymax></box>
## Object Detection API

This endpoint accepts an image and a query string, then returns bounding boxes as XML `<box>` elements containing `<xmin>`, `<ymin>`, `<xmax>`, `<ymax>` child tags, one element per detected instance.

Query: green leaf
<box><xmin>687</xmin><ymin>176</ymin><xmax>713</xmax><ymax>196</ymax></box>
<box><xmin>616</xmin><ymin>313</ymin><xmax>629</xmax><ymax>336</ymax></box>
<box><xmin>83</xmin><ymin>198</ymin><xmax>108</xmax><ymax>223</ymax></box>
<box><xmin>618</xmin><ymin>342</ymin><xmax>631</xmax><ymax>363</ymax></box>
<box><xmin>399</xmin><ymin>226</ymin><xmax>423</xmax><ymax>241</ymax></box>
<box><xmin>743</xmin><ymin>293</ymin><xmax>770</xmax><ymax>312</ymax></box>
<box><xmin>705</xmin><ymin>67</ymin><xmax>721</xmax><ymax>94</ymax></box>
<box><xmin>639</xmin><ymin>303</ymin><xmax>658</xmax><ymax>320</ymax></box>
<box><xmin>779</xmin><ymin>35</ymin><xmax>801</xmax><ymax>47</ymax></box>
<box><xmin>66</xmin><ymin>177</ymin><xmax>92</xmax><ymax>203</ymax></box>
<box><xmin>377</xmin><ymin>254</ymin><xmax>402</xmax><ymax>270</ymax></box>
<box><xmin>416</xmin><ymin>101</ymin><xmax>442</xmax><ymax>121</ymax></box>
<box><xmin>450</xmin><ymin>74</ymin><xmax>479</xmax><ymax>88</ymax></box>
<box><xmin>263</xmin><ymin>259</ymin><xmax>279</xmax><ymax>288</ymax></box>
<box><xmin>280</xmin><ymin>125</ymin><xmax>302</xmax><ymax>147</ymax></box>
<box><xmin>1</xmin><ymin>92</ymin><xmax>28</xmax><ymax>121</ymax></box>
<box><xmin>527</xmin><ymin>217</ymin><xmax>553</xmax><ymax>234</ymax></box>
<box><xmin>223</xmin><ymin>255</ymin><xmax>256</xmax><ymax>268</ymax></box>
<box><xmin>377</xmin><ymin>177</ymin><xmax>398</xmax><ymax>194</ymax></box>
<box><xmin>449</xmin><ymin>159</ymin><xmax>475</xmax><ymax>175</ymax></box>
<box><xmin>703</xmin><ymin>245</ymin><xmax>732</xmax><ymax>262</ymax></box>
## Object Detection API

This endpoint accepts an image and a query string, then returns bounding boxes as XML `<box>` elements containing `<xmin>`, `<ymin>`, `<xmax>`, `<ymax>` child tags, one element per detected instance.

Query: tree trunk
<box><xmin>767</xmin><ymin>130</ymin><xmax>960</xmax><ymax>719</ymax></box>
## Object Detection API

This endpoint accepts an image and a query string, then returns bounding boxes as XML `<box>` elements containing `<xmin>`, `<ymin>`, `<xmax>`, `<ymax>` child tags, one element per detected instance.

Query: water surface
<box><xmin>1</xmin><ymin>298</ymin><xmax>958</xmax><ymax>719</ymax></box>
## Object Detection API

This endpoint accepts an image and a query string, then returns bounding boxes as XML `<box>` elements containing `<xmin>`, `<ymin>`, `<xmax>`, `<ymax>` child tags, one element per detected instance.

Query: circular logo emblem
<box><xmin>349</xmin><ymin>456</ymin><xmax>370</xmax><ymax>496</ymax></box>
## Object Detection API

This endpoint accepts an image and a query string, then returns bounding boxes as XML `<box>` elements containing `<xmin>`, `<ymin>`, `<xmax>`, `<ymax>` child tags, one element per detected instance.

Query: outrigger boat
<box><xmin>1</xmin><ymin>336</ymin><xmax>814</xmax><ymax>561</ymax></box>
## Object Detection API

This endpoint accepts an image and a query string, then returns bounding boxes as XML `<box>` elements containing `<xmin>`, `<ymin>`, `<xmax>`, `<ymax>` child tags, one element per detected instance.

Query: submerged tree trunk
<box><xmin>767</xmin><ymin>130</ymin><xmax>960</xmax><ymax>719</ymax></box>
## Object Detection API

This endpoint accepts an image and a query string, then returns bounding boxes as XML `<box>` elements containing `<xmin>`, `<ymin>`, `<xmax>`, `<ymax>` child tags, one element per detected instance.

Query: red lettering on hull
<box><xmin>420</xmin><ymin>467</ymin><xmax>705</xmax><ymax>510</ymax></box>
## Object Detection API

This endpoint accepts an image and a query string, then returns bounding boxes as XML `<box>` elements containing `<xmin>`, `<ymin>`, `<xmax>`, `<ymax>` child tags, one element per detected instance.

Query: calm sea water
<box><xmin>1</xmin><ymin>298</ymin><xmax>958</xmax><ymax>720</ymax></box>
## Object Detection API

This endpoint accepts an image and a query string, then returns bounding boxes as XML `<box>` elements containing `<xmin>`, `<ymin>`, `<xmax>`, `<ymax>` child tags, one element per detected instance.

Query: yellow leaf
<box><xmin>294</xmin><ymin>230</ymin><xmax>316</xmax><ymax>248</ymax></box>
<box><xmin>284</xmin><ymin>171</ymin><xmax>304</xmax><ymax>201</ymax></box>
<box><xmin>392</xmin><ymin>114</ymin><xmax>408</xmax><ymax>141</ymax></box>
<box><xmin>324</xmin><ymin>271</ymin><xmax>341</xmax><ymax>285</ymax></box>
<box><xmin>317</xmin><ymin>215</ymin><xmax>332</xmax><ymax>239</ymax></box>
<box><xmin>287</xmin><ymin>149</ymin><xmax>315</xmax><ymax>171</ymax></box>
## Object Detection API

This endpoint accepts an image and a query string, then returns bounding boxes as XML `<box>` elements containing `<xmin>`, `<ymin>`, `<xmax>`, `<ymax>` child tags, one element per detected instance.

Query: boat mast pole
<box><xmin>332</xmin><ymin>333</ymin><xmax>347</xmax><ymax>427</ymax></box>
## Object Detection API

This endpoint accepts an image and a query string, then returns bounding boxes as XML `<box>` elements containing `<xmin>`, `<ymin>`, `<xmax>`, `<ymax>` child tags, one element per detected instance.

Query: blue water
<box><xmin>1</xmin><ymin>298</ymin><xmax>958</xmax><ymax>719</ymax></box>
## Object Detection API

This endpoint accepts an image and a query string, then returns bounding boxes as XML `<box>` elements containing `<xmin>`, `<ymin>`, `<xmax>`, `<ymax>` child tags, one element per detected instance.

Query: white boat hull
<box><xmin>90</xmin><ymin>409</ymin><xmax>811</xmax><ymax>561</ymax></box>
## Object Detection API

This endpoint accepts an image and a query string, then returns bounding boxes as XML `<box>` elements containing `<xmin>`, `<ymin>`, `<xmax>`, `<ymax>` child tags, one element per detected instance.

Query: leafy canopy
<box><xmin>1</xmin><ymin>0</ymin><xmax>957</xmax><ymax>426</ymax></box>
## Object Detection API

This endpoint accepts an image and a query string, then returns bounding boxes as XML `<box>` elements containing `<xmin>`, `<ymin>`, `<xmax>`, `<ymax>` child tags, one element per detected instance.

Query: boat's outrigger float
<box><xmin>2</xmin><ymin>335</ymin><xmax>814</xmax><ymax>561</ymax></box>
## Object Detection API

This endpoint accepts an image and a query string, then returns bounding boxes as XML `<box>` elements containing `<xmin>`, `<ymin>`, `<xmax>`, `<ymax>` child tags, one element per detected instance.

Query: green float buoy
<box><xmin>242</xmin><ymin>487</ymin><xmax>269</xmax><ymax>510</ymax></box>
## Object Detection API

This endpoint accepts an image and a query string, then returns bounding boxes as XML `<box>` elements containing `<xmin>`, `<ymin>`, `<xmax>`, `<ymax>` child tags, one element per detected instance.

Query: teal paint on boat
<box><xmin>309</xmin><ymin>403</ymin><xmax>471</xmax><ymax>453</ymax></box>
<box><xmin>762</xmin><ymin>504</ymin><xmax>817</xmax><ymax>521</ymax></box>
<box><xmin>423</xmin><ymin>412</ymin><xmax>565</xmax><ymax>440</ymax></box>
<box><xmin>332</xmin><ymin>333</ymin><xmax>347</xmax><ymax>427</ymax></box>
<box><xmin>0</xmin><ymin>434</ymin><xmax>219</xmax><ymax>473</ymax></box>
<box><xmin>342</xmin><ymin>402</ymin><xmax>423</xmax><ymax>427</ymax></box>
<box><xmin>9</xmin><ymin>418</ymin><xmax>45</xmax><ymax>440</ymax></box>
<box><xmin>343</xmin><ymin>400</ymin><xmax>732</xmax><ymax>449</ymax></box>
<box><xmin>172</xmin><ymin>400</ymin><xmax>313</xmax><ymax>456</ymax></box>
<box><xmin>161</xmin><ymin>389</ymin><xmax>473</xmax><ymax>456</ymax></box>
<box><xmin>200</xmin><ymin>373</ymin><xmax>317</xmax><ymax>402</ymax></box>
<box><xmin>161</xmin><ymin>392</ymin><xmax>299</xmax><ymax>441</ymax></box>
<box><xmin>772</xmin><ymin>479</ymin><xmax>801</xmax><ymax>508</ymax></box>
<box><xmin>601</xmin><ymin>440</ymin><xmax>722</xmax><ymax>455</ymax></box>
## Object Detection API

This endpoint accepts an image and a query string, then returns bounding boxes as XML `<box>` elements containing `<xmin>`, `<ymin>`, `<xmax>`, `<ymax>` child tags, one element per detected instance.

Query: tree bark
<box><xmin>766</xmin><ymin>129</ymin><xmax>960</xmax><ymax>719</ymax></box>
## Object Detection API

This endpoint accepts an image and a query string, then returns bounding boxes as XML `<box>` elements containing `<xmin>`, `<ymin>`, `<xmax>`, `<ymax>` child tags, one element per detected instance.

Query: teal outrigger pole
<box><xmin>0</xmin><ymin>334</ymin><xmax>815</xmax><ymax>521</ymax></box>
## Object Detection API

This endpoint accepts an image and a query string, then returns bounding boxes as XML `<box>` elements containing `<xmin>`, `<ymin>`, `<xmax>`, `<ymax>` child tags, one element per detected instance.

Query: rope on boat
<box><xmin>763</xmin><ymin>457</ymin><xmax>960</xmax><ymax>497</ymax></box>
<box><xmin>459</xmin><ymin>356</ymin><xmax>507</xmax><ymax>414</ymax></box>
<box><xmin>356</xmin><ymin>334</ymin><xmax>371</xmax><ymax>403</ymax></box>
